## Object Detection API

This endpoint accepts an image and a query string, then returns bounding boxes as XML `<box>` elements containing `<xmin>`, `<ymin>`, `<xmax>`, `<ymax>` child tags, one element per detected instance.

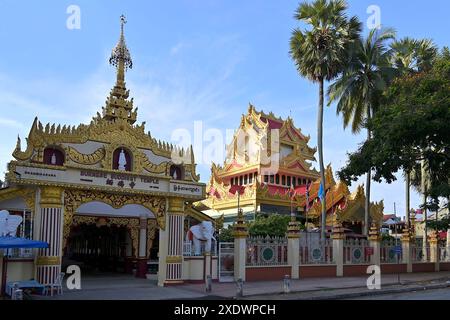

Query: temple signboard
<box><xmin>11</xmin><ymin>164</ymin><xmax>205</xmax><ymax>197</ymax></box>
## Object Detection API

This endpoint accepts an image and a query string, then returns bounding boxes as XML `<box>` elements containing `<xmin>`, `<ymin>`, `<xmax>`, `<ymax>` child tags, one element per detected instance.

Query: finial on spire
<box><xmin>109</xmin><ymin>14</ymin><xmax>133</xmax><ymax>71</ymax></box>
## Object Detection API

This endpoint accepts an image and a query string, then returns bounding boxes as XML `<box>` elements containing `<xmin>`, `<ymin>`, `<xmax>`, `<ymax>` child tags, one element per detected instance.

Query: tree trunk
<box><xmin>364</xmin><ymin>109</ymin><xmax>372</xmax><ymax>236</ymax></box>
<box><xmin>318</xmin><ymin>78</ymin><xmax>327</xmax><ymax>239</ymax></box>
<box><xmin>421</xmin><ymin>159</ymin><xmax>428</xmax><ymax>259</ymax></box>
<box><xmin>405</xmin><ymin>171</ymin><xmax>410</xmax><ymax>228</ymax></box>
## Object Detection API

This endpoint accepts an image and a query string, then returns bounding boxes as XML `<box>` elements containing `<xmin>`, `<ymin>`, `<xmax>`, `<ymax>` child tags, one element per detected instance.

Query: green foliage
<box><xmin>248</xmin><ymin>214</ymin><xmax>292</xmax><ymax>237</ymax></box>
<box><xmin>289</xmin><ymin>0</ymin><xmax>362</xmax><ymax>83</ymax></box>
<box><xmin>338</xmin><ymin>50</ymin><xmax>450</xmax><ymax>211</ymax></box>
<box><xmin>218</xmin><ymin>224</ymin><xmax>234</xmax><ymax>242</ymax></box>
<box><xmin>381</xmin><ymin>233</ymin><xmax>395</xmax><ymax>241</ymax></box>
<box><xmin>425</xmin><ymin>218</ymin><xmax>450</xmax><ymax>232</ymax></box>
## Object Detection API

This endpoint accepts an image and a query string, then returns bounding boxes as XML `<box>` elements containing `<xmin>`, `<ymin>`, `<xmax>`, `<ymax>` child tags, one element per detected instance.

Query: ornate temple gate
<box><xmin>31</xmin><ymin>186</ymin><xmax>194</xmax><ymax>286</ymax></box>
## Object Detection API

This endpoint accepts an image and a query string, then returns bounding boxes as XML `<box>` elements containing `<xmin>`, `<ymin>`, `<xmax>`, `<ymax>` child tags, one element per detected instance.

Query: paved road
<box><xmin>348</xmin><ymin>287</ymin><xmax>450</xmax><ymax>300</ymax></box>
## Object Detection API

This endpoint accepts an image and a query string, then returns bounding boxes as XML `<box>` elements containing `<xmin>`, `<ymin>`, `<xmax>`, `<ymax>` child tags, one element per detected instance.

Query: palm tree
<box><xmin>289</xmin><ymin>0</ymin><xmax>361</xmax><ymax>239</ymax></box>
<box><xmin>390</xmin><ymin>38</ymin><xmax>437</xmax><ymax>231</ymax></box>
<box><xmin>327</xmin><ymin>28</ymin><xmax>396</xmax><ymax>236</ymax></box>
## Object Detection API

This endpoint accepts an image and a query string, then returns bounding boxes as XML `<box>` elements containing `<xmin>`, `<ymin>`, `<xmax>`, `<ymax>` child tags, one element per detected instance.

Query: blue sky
<box><xmin>0</xmin><ymin>0</ymin><xmax>448</xmax><ymax>217</ymax></box>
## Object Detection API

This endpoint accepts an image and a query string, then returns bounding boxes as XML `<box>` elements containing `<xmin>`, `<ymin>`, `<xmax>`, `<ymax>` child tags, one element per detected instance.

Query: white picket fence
<box><xmin>246</xmin><ymin>236</ymin><xmax>288</xmax><ymax>266</ymax></box>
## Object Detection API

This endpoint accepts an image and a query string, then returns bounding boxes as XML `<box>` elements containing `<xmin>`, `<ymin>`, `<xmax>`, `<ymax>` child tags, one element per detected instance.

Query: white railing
<box><xmin>344</xmin><ymin>239</ymin><xmax>371</xmax><ymax>265</ymax></box>
<box><xmin>3</xmin><ymin>248</ymin><xmax>34</xmax><ymax>259</ymax></box>
<box><xmin>440</xmin><ymin>246</ymin><xmax>450</xmax><ymax>262</ymax></box>
<box><xmin>246</xmin><ymin>236</ymin><xmax>288</xmax><ymax>266</ymax></box>
<box><xmin>299</xmin><ymin>238</ymin><xmax>334</xmax><ymax>265</ymax></box>
<box><xmin>183</xmin><ymin>240</ymin><xmax>217</xmax><ymax>256</ymax></box>
<box><xmin>380</xmin><ymin>239</ymin><xmax>401</xmax><ymax>264</ymax></box>
<box><xmin>412</xmin><ymin>239</ymin><xmax>431</xmax><ymax>263</ymax></box>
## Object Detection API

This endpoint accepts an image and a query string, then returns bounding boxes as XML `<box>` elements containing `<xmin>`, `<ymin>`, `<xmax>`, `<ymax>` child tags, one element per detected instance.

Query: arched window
<box><xmin>43</xmin><ymin>147</ymin><xmax>65</xmax><ymax>166</ymax></box>
<box><xmin>287</xmin><ymin>176</ymin><xmax>291</xmax><ymax>186</ymax></box>
<box><xmin>264</xmin><ymin>175</ymin><xmax>269</xmax><ymax>183</ymax></box>
<box><xmin>275</xmin><ymin>174</ymin><xmax>280</xmax><ymax>185</ymax></box>
<box><xmin>170</xmin><ymin>165</ymin><xmax>183</xmax><ymax>180</ymax></box>
<box><xmin>239</xmin><ymin>176</ymin><xmax>243</xmax><ymax>185</ymax></box>
<box><xmin>249</xmin><ymin>174</ymin><xmax>253</xmax><ymax>184</ymax></box>
<box><xmin>269</xmin><ymin>175</ymin><xmax>274</xmax><ymax>184</ymax></box>
<box><xmin>112</xmin><ymin>148</ymin><xmax>132</xmax><ymax>171</ymax></box>
<box><xmin>282</xmin><ymin>175</ymin><xmax>286</xmax><ymax>185</ymax></box>
<box><xmin>244</xmin><ymin>175</ymin><xmax>248</xmax><ymax>185</ymax></box>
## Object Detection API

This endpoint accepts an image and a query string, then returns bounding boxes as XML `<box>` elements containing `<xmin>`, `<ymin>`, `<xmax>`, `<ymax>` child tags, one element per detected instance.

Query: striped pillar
<box><xmin>164</xmin><ymin>198</ymin><xmax>185</xmax><ymax>285</ymax></box>
<box><xmin>36</xmin><ymin>187</ymin><xmax>63</xmax><ymax>286</ymax></box>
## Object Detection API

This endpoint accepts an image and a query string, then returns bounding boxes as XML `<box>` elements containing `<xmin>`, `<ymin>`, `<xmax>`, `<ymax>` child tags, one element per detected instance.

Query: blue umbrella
<box><xmin>1</xmin><ymin>236</ymin><xmax>49</xmax><ymax>295</ymax></box>
<box><xmin>0</xmin><ymin>237</ymin><xmax>49</xmax><ymax>249</ymax></box>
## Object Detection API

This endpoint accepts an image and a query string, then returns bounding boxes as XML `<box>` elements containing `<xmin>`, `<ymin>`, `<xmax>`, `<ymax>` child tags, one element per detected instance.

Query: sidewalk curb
<box><xmin>236</xmin><ymin>277</ymin><xmax>450</xmax><ymax>300</ymax></box>
<box><xmin>309</xmin><ymin>282</ymin><xmax>450</xmax><ymax>300</ymax></box>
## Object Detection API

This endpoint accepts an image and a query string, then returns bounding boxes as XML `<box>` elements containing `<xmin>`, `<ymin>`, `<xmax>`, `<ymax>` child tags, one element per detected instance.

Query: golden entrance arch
<box><xmin>63</xmin><ymin>189</ymin><xmax>165</xmax><ymax>256</ymax></box>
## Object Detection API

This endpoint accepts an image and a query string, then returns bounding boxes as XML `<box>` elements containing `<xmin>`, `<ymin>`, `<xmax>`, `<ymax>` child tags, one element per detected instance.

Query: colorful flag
<box><xmin>318</xmin><ymin>182</ymin><xmax>325</xmax><ymax>200</ymax></box>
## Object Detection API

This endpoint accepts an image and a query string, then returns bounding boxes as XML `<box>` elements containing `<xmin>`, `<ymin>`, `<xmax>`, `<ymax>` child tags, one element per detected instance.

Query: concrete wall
<box><xmin>5</xmin><ymin>260</ymin><xmax>35</xmax><ymax>282</ymax></box>
<box><xmin>182</xmin><ymin>256</ymin><xmax>219</xmax><ymax>283</ymax></box>
<box><xmin>299</xmin><ymin>265</ymin><xmax>336</xmax><ymax>278</ymax></box>
<box><xmin>246</xmin><ymin>266</ymin><xmax>291</xmax><ymax>282</ymax></box>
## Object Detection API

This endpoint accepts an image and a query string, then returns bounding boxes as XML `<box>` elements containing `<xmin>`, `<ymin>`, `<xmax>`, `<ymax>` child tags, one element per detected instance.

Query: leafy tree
<box><xmin>337</xmin><ymin>50</ymin><xmax>450</xmax><ymax>213</ymax></box>
<box><xmin>425</xmin><ymin>217</ymin><xmax>450</xmax><ymax>232</ymax></box>
<box><xmin>327</xmin><ymin>28</ymin><xmax>396</xmax><ymax>235</ymax></box>
<box><xmin>248</xmin><ymin>214</ymin><xmax>297</xmax><ymax>237</ymax></box>
<box><xmin>289</xmin><ymin>0</ymin><xmax>361</xmax><ymax>238</ymax></box>
<box><xmin>218</xmin><ymin>224</ymin><xmax>234</xmax><ymax>242</ymax></box>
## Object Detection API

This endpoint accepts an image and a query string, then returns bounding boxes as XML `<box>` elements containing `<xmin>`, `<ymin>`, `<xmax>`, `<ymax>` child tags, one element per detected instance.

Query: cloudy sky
<box><xmin>0</xmin><ymin>0</ymin><xmax>448</xmax><ymax>217</ymax></box>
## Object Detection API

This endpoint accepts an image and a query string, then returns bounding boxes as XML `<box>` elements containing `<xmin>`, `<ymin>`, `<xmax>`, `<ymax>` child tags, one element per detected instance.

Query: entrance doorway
<box><xmin>63</xmin><ymin>223</ymin><xmax>130</xmax><ymax>274</ymax></box>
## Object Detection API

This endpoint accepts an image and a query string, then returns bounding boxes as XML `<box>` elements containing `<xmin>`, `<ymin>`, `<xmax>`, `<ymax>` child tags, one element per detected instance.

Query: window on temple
<box><xmin>292</xmin><ymin>178</ymin><xmax>296</xmax><ymax>187</ymax></box>
<box><xmin>239</xmin><ymin>176</ymin><xmax>243</xmax><ymax>185</ymax></box>
<box><xmin>282</xmin><ymin>175</ymin><xmax>286</xmax><ymax>185</ymax></box>
<box><xmin>112</xmin><ymin>148</ymin><xmax>132</xmax><ymax>171</ymax></box>
<box><xmin>244</xmin><ymin>175</ymin><xmax>248</xmax><ymax>185</ymax></box>
<box><xmin>269</xmin><ymin>175</ymin><xmax>274</xmax><ymax>184</ymax></box>
<box><xmin>287</xmin><ymin>176</ymin><xmax>291</xmax><ymax>186</ymax></box>
<box><xmin>298</xmin><ymin>177</ymin><xmax>301</xmax><ymax>185</ymax></box>
<box><xmin>264</xmin><ymin>175</ymin><xmax>269</xmax><ymax>183</ymax></box>
<box><xmin>170</xmin><ymin>165</ymin><xmax>183</xmax><ymax>180</ymax></box>
<box><xmin>275</xmin><ymin>174</ymin><xmax>280</xmax><ymax>185</ymax></box>
<box><xmin>231</xmin><ymin>177</ymin><xmax>235</xmax><ymax>185</ymax></box>
<box><xmin>249</xmin><ymin>174</ymin><xmax>253</xmax><ymax>184</ymax></box>
<box><xmin>43</xmin><ymin>147</ymin><xmax>65</xmax><ymax>166</ymax></box>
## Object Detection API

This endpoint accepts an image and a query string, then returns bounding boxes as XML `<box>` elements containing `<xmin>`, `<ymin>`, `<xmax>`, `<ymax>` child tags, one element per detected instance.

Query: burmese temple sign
<box><xmin>0</xmin><ymin>16</ymin><xmax>210</xmax><ymax>289</ymax></box>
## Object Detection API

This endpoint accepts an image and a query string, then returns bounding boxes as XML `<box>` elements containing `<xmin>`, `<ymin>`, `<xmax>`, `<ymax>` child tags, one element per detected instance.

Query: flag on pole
<box><xmin>318</xmin><ymin>182</ymin><xmax>325</xmax><ymax>201</ymax></box>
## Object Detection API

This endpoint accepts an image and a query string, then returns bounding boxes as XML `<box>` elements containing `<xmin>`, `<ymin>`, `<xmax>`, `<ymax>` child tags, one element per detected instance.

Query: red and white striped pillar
<box><xmin>159</xmin><ymin>198</ymin><xmax>185</xmax><ymax>285</ymax></box>
<box><xmin>36</xmin><ymin>187</ymin><xmax>63</xmax><ymax>286</ymax></box>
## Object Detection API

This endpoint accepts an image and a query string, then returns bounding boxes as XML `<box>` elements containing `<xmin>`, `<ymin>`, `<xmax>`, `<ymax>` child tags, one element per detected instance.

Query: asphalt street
<box><xmin>347</xmin><ymin>287</ymin><xmax>450</xmax><ymax>300</ymax></box>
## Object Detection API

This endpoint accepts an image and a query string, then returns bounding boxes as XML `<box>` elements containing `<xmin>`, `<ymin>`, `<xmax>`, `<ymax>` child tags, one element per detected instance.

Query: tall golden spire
<box><xmin>102</xmin><ymin>15</ymin><xmax>137</xmax><ymax>124</ymax></box>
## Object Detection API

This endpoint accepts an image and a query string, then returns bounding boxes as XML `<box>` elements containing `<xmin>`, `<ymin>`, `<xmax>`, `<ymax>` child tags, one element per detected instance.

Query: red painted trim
<box><xmin>380</xmin><ymin>264</ymin><xmax>407</xmax><ymax>274</ymax></box>
<box><xmin>439</xmin><ymin>262</ymin><xmax>450</xmax><ymax>271</ymax></box>
<box><xmin>299</xmin><ymin>265</ymin><xmax>336</xmax><ymax>278</ymax></box>
<box><xmin>343</xmin><ymin>264</ymin><xmax>371</xmax><ymax>277</ymax></box>
<box><xmin>246</xmin><ymin>266</ymin><xmax>291</xmax><ymax>282</ymax></box>
<box><xmin>412</xmin><ymin>263</ymin><xmax>436</xmax><ymax>273</ymax></box>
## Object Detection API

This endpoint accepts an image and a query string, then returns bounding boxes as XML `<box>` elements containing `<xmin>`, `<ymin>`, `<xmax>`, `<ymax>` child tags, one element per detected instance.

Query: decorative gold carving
<box><xmin>232</xmin><ymin>209</ymin><xmax>248</xmax><ymax>238</ymax></box>
<box><xmin>63</xmin><ymin>189</ymin><xmax>166</xmax><ymax>250</ymax></box>
<box><xmin>36</xmin><ymin>256</ymin><xmax>61</xmax><ymax>265</ymax></box>
<box><xmin>368</xmin><ymin>223</ymin><xmax>380</xmax><ymax>241</ymax></box>
<box><xmin>66</xmin><ymin>146</ymin><xmax>105</xmax><ymax>165</ymax></box>
<box><xmin>13</xmin><ymin>136</ymin><xmax>34</xmax><ymax>161</ymax></box>
<box><xmin>166</xmin><ymin>255</ymin><xmax>182</xmax><ymax>263</ymax></box>
<box><xmin>40</xmin><ymin>186</ymin><xmax>63</xmax><ymax>207</ymax></box>
<box><xmin>0</xmin><ymin>187</ymin><xmax>36</xmax><ymax>214</ymax></box>
<box><xmin>168</xmin><ymin>197</ymin><xmax>184</xmax><ymax>213</ymax></box>
<box><xmin>147</xmin><ymin>219</ymin><xmax>157</xmax><ymax>258</ymax></box>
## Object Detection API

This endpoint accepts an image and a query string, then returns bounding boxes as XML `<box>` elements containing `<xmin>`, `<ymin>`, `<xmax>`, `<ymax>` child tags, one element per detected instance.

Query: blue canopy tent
<box><xmin>0</xmin><ymin>236</ymin><xmax>49</xmax><ymax>296</ymax></box>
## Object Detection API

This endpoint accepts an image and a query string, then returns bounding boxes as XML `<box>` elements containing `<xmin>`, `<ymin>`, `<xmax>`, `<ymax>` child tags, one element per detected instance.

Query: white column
<box><xmin>36</xmin><ymin>187</ymin><xmax>63</xmax><ymax>286</ymax></box>
<box><xmin>287</xmin><ymin>220</ymin><xmax>300</xmax><ymax>279</ymax></box>
<box><xmin>332</xmin><ymin>221</ymin><xmax>345</xmax><ymax>277</ymax></box>
<box><xmin>158</xmin><ymin>198</ymin><xmax>185</xmax><ymax>286</ymax></box>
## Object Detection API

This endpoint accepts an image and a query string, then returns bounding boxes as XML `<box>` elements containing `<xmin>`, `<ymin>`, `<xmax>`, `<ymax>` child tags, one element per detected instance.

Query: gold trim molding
<box><xmin>36</xmin><ymin>256</ymin><xmax>61</xmax><ymax>266</ymax></box>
